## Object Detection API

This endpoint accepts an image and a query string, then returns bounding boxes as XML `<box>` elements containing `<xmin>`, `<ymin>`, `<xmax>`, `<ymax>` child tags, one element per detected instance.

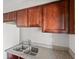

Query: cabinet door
<box><xmin>7</xmin><ymin>53</ymin><xmax>18</xmax><ymax>59</ymax></box>
<box><xmin>9</xmin><ymin>12</ymin><xmax>16</xmax><ymax>21</ymax></box>
<box><xmin>20</xmin><ymin>57</ymin><xmax>24</xmax><ymax>59</ymax></box>
<box><xmin>3</xmin><ymin>13</ymin><xmax>9</xmax><ymax>22</ymax></box>
<box><xmin>69</xmin><ymin>0</ymin><xmax>75</xmax><ymax>34</ymax></box>
<box><xmin>3</xmin><ymin>12</ymin><xmax>16</xmax><ymax>22</ymax></box>
<box><xmin>42</xmin><ymin>2</ymin><xmax>67</xmax><ymax>33</ymax></box>
<box><xmin>28</xmin><ymin>6</ymin><xmax>42</xmax><ymax>27</ymax></box>
<box><xmin>16</xmin><ymin>9</ymin><xmax>28</xmax><ymax>27</ymax></box>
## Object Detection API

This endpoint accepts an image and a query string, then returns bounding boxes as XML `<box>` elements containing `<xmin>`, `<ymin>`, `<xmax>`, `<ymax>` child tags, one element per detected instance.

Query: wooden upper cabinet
<box><xmin>69</xmin><ymin>0</ymin><xmax>75</xmax><ymax>34</ymax></box>
<box><xmin>16</xmin><ymin>9</ymin><xmax>28</xmax><ymax>27</ymax></box>
<box><xmin>42</xmin><ymin>2</ymin><xmax>67</xmax><ymax>33</ymax></box>
<box><xmin>27</xmin><ymin>6</ymin><xmax>42</xmax><ymax>27</ymax></box>
<box><xmin>3</xmin><ymin>13</ymin><xmax>9</xmax><ymax>22</ymax></box>
<box><xmin>3</xmin><ymin>11</ymin><xmax>16</xmax><ymax>22</ymax></box>
<box><xmin>9</xmin><ymin>12</ymin><xmax>16</xmax><ymax>21</ymax></box>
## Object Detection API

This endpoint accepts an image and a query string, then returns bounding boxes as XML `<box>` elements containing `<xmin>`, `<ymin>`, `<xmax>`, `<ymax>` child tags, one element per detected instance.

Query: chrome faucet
<box><xmin>20</xmin><ymin>41</ymin><xmax>24</xmax><ymax>49</ymax></box>
<box><xmin>28</xmin><ymin>40</ymin><xmax>31</xmax><ymax>46</ymax></box>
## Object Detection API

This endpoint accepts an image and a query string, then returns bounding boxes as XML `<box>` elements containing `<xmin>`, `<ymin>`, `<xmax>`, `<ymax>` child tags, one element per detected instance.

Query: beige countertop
<box><xmin>6</xmin><ymin>45</ymin><xmax>73</xmax><ymax>59</ymax></box>
<box><xmin>6</xmin><ymin>46</ymin><xmax>54</xmax><ymax>59</ymax></box>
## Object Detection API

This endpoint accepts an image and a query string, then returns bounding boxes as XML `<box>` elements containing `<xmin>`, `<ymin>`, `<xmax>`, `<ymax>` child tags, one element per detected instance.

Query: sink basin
<box><xmin>13</xmin><ymin>45</ymin><xmax>28</xmax><ymax>52</ymax></box>
<box><xmin>13</xmin><ymin>42</ymin><xmax>38</xmax><ymax>56</ymax></box>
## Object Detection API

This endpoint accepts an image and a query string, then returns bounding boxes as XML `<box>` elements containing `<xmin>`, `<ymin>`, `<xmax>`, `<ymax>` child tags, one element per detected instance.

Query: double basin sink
<box><xmin>13</xmin><ymin>41</ymin><xmax>38</xmax><ymax>56</ymax></box>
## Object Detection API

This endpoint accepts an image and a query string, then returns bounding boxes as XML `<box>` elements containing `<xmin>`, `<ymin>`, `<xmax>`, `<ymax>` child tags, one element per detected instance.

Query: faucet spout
<box><xmin>28</xmin><ymin>40</ymin><xmax>31</xmax><ymax>46</ymax></box>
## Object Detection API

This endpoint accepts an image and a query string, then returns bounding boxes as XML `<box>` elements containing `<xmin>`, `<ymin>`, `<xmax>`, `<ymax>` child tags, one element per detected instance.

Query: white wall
<box><xmin>52</xmin><ymin>34</ymin><xmax>69</xmax><ymax>47</ymax></box>
<box><xmin>3</xmin><ymin>23</ymin><xmax>20</xmax><ymax>59</ymax></box>
<box><xmin>20</xmin><ymin>27</ymin><xmax>69</xmax><ymax>48</ymax></box>
<box><xmin>4</xmin><ymin>0</ymin><xmax>59</xmax><ymax>13</ymax></box>
<box><xmin>69</xmin><ymin>34</ymin><xmax>75</xmax><ymax>53</ymax></box>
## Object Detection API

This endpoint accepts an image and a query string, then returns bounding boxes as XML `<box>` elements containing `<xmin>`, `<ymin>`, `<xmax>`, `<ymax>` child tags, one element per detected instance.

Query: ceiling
<box><xmin>3</xmin><ymin>0</ymin><xmax>59</xmax><ymax>13</ymax></box>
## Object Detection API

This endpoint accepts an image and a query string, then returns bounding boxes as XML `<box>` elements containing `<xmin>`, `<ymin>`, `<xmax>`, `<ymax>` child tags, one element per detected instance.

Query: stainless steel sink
<box><xmin>13</xmin><ymin>45</ymin><xmax>28</xmax><ymax>52</ymax></box>
<box><xmin>13</xmin><ymin>41</ymin><xmax>30</xmax><ymax>52</ymax></box>
<box><xmin>13</xmin><ymin>41</ymin><xmax>38</xmax><ymax>56</ymax></box>
<box><xmin>23</xmin><ymin>46</ymin><xmax>38</xmax><ymax>55</ymax></box>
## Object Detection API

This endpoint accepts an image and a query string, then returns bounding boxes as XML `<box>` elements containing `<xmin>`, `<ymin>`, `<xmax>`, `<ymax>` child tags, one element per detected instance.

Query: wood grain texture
<box><xmin>16</xmin><ymin>9</ymin><xmax>28</xmax><ymax>27</ymax></box>
<box><xmin>3</xmin><ymin>13</ymin><xmax>10</xmax><ymax>22</ymax></box>
<box><xmin>42</xmin><ymin>2</ymin><xmax>67</xmax><ymax>33</ymax></box>
<box><xmin>7</xmin><ymin>53</ymin><xmax>24</xmax><ymax>59</ymax></box>
<box><xmin>3</xmin><ymin>12</ymin><xmax>16</xmax><ymax>22</ymax></box>
<box><xmin>19</xmin><ymin>57</ymin><xmax>24</xmax><ymax>59</ymax></box>
<box><xmin>9</xmin><ymin>12</ymin><xmax>16</xmax><ymax>21</ymax></box>
<box><xmin>69</xmin><ymin>0</ymin><xmax>75</xmax><ymax>34</ymax></box>
<box><xmin>7</xmin><ymin>53</ymin><xmax>18</xmax><ymax>59</ymax></box>
<box><xmin>28</xmin><ymin>6</ymin><xmax>42</xmax><ymax>27</ymax></box>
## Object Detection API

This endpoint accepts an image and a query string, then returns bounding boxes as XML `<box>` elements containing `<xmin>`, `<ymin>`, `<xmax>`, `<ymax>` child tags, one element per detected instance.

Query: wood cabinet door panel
<box><xmin>20</xmin><ymin>57</ymin><xmax>24</xmax><ymax>59</ymax></box>
<box><xmin>7</xmin><ymin>53</ymin><xmax>18</xmax><ymax>59</ymax></box>
<box><xmin>28</xmin><ymin>6</ymin><xmax>42</xmax><ymax>27</ymax></box>
<box><xmin>69</xmin><ymin>0</ymin><xmax>75</xmax><ymax>34</ymax></box>
<box><xmin>3</xmin><ymin>13</ymin><xmax>9</xmax><ymax>22</ymax></box>
<box><xmin>3</xmin><ymin>12</ymin><xmax>16</xmax><ymax>22</ymax></box>
<box><xmin>9</xmin><ymin>12</ymin><xmax>16</xmax><ymax>21</ymax></box>
<box><xmin>16</xmin><ymin>9</ymin><xmax>28</xmax><ymax>27</ymax></box>
<box><xmin>42</xmin><ymin>2</ymin><xmax>67</xmax><ymax>33</ymax></box>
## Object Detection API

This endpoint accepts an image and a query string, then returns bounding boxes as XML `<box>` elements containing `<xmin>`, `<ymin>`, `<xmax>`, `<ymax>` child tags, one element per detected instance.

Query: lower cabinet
<box><xmin>7</xmin><ymin>53</ymin><xmax>24</xmax><ymax>59</ymax></box>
